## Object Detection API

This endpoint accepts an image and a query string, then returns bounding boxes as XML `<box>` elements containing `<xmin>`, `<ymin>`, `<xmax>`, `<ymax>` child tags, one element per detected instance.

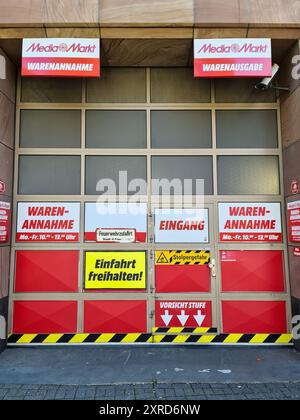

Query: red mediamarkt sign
<box><xmin>22</xmin><ymin>38</ymin><xmax>100</xmax><ymax>78</ymax></box>
<box><xmin>194</xmin><ymin>38</ymin><xmax>272</xmax><ymax>78</ymax></box>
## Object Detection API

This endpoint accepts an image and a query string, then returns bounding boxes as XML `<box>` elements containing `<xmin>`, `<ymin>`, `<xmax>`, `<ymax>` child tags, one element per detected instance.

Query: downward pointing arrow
<box><xmin>161</xmin><ymin>310</ymin><xmax>173</xmax><ymax>326</ymax></box>
<box><xmin>194</xmin><ymin>310</ymin><xmax>206</xmax><ymax>327</ymax></box>
<box><xmin>177</xmin><ymin>310</ymin><xmax>189</xmax><ymax>326</ymax></box>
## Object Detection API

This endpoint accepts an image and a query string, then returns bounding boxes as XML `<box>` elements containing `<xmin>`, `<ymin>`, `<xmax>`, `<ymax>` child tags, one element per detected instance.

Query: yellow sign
<box><xmin>155</xmin><ymin>250</ymin><xmax>210</xmax><ymax>265</ymax></box>
<box><xmin>85</xmin><ymin>251</ymin><xmax>146</xmax><ymax>289</ymax></box>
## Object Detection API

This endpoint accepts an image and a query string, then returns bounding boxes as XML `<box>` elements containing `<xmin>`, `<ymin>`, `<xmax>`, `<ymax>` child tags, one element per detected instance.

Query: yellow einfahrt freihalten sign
<box><xmin>85</xmin><ymin>251</ymin><xmax>146</xmax><ymax>289</ymax></box>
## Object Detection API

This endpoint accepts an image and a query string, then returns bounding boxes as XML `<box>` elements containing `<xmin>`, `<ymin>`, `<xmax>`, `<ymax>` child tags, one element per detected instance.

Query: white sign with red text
<box><xmin>17</xmin><ymin>202</ymin><xmax>80</xmax><ymax>242</ymax></box>
<box><xmin>194</xmin><ymin>38</ymin><xmax>272</xmax><ymax>78</ymax></box>
<box><xmin>85</xmin><ymin>203</ymin><xmax>147</xmax><ymax>243</ymax></box>
<box><xmin>287</xmin><ymin>201</ymin><xmax>300</xmax><ymax>243</ymax></box>
<box><xmin>219</xmin><ymin>203</ymin><xmax>282</xmax><ymax>242</ymax></box>
<box><xmin>22</xmin><ymin>38</ymin><xmax>100</xmax><ymax>77</ymax></box>
<box><xmin>0</xmin><ymin>202</ymin><xmax>10</xmax><ymax>243</ymax></box>
<box><xmin>155</xmin><ymin>209</ymin><xmax>209</xmax><ymax>243</ymax></box>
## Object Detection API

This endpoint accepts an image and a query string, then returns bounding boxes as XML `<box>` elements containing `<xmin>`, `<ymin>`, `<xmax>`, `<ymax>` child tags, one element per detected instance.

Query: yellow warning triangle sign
<box><xmin>156</xmin><ymin>252</ymin><xmax>169</xmax><ymax>264</ymax></box>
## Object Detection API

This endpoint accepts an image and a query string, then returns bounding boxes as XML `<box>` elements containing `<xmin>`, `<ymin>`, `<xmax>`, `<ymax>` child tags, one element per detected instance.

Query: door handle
<box><xmin>209</xmin><ymin>258</ymin><xmax>216</xmax><ymax>277</ymax></box>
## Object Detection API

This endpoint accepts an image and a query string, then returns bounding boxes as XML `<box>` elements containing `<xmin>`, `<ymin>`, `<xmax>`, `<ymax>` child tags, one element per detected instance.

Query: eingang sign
<box><xmin>22</xmin><ymin>38</ymin><xmax>100</xmax><ymax>77</ymax></box>
<box><xmin>154</xmin><ymin>208</ymin><xmax>209</xmax><ymax>243</ymax></box>
<box><xmin>194</xmin><ymin>38</ymin><xmax>272</xmax><ymax>78</ymax></box>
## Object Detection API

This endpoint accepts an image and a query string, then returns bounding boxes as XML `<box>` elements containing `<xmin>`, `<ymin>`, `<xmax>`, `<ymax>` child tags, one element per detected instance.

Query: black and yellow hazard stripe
<box><xmin>7</xmin><ymin>333</ymin><xmax>152</xmax><ymax>345</ymax></box>
<box><xmin>153</xmin><ymin>333</ymin><xmax>293</xmax><ymax>344</ymax></box>
<box><xmin>153</xmin><ymin>327</ymin><xmax>217</xmax><ymax>335</ymax></box>
<box><xmin>155</xmin><ymin>250</ymin><xmax>210</xmax><ymax>265</ymax></box>
<box><xmin>7</xmin><ymin>332</ymin><xmax>293</xmax><ymax>345</ymax></box>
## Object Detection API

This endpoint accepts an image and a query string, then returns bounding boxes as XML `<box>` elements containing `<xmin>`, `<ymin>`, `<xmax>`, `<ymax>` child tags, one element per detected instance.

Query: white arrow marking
<box><xmin>193</xmin><ymin>310</ymin><xmax>206</xmax><ymax>327</ymax></box>
<box><xmin>177</xmin><ymin>310</ymin><xmax>189</xmax><ymax>326</ymax></box>
<box><xmin>161</xmin><ymin>310</ymin><xmax>173</xmax><ymax>326</ymax></box>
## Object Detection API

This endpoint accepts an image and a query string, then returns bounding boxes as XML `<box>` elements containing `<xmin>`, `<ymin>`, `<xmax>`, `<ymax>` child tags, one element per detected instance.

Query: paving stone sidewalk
<box><xmin>0</xmin><ymin>382</ymin><xmax>300</xmax><ymax>400</ymax></box>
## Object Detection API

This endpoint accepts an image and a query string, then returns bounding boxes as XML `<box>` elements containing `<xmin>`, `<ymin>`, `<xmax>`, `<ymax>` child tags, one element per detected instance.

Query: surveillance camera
<box><xmin>255</xmin><ymin>64</ymin><xmax>280</xmax><ymax>91</ymax></box>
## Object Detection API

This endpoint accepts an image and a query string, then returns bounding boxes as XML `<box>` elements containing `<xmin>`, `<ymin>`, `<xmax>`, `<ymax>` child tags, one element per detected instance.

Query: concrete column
<box><xmin>0</xmin><ymin>48</ymin><xmax>16</xmax><ymax>353</ymax></box>
<box><xmin>280</xmin><ymin>40</ymin><xmax>300</xmax><ymax>351</ymax></box>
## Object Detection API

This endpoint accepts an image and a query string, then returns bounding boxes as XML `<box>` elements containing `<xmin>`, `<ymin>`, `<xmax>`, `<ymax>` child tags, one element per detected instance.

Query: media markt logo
<box><xmin>0</xmin><ymin>53</ymin><xmax>6</xmax><ymax>79</ymax></box>
<box><xmin>26</xmin><ymin>41</ymin><xmax>97</xmax><ymax>54</ymax></box>
<box><xmin>197</xmin><ymin>42</ymin><xmax>269</xmax><ymax>55</ymax></box>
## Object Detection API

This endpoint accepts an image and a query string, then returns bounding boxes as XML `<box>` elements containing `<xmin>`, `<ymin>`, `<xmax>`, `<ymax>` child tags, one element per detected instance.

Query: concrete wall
<box><xmin>0</xmin><ymin>48</ymin><xmax>16</xmax><ymax>353</ymax></box>
<box><xmin>280</xmin><ymin>40</ymin><xmax>300</xmax><ymax>350</ymax></box>
<box><xmin>0</xmin><ymin>0</ymin><xmax>300</xmax><ymax>27</ymax></box>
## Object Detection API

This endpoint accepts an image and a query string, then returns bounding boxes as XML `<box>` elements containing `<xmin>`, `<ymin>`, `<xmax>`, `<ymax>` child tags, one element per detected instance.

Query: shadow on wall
<box><xmin>0</xmin><ymin>297</ymin><xmax>8</xmax><ymax>353</ymax></box>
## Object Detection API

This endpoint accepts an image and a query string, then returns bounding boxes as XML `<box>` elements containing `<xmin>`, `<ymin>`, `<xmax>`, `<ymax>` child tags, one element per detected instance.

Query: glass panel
<box><xmin>85</xmin><ymin>156</ymin><xmax>147</xmax><ymax>195</ymax></box>
<box><xmin>86</xmin><ymin>110</ymin><xmax>146</xmax><ymax>149</ymax></box>
<box><xmin>151</xmin><ymin>110</ymin><xmax>212</xmax><ymax>148</ymax></box>
<box><xmin>21</xmin><ymin>77</ymin><xmax>82</xmax><ymax>103</ymax></box>
<box><xmin>215</xmin><ymin>78</ymin><xmax>276</xmax><ymax>103</ymax></box>
<box><xmin>151</xmin><ymin>156</ymin><xmax>213</xmax><ymax>195</ymax></box>
<box><xmin>151</xmin><ymin>68</ymin><xmax>211</xmax><ymax>103</ymax></box>
<box><xmin>216</xmin><ymin>110</ymin><xmax>278</xmax><ymax>149</ymax></box>
<box><xmin>18</xmin><ymin>156</ymin><xmax>81</xmax><ymax>195</ymax></box>
<box><xmin>20</xmin><ymin>110</ymin><xmax>81</xmax><ymax>148</ymax></box>
<box><xmin>86</xmin><ymin>67</ymin><xmax>146</xmax><ymax>103</ymax></box>
<box><xmin>217</xmin><ymin>156</ymin><xmax>280</xmax><ymax>195</ymax></box>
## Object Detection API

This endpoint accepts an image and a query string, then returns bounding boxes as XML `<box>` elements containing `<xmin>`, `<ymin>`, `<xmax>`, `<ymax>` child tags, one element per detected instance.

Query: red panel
<box><xmin>15</xmin><ymin>250</ymin><xmax>79</xmax><ymax>293</ymax></box>
<box><xmin>220</xmin><ymin>250</ymin><xmax>285</xmax><ymax>292</ymax></box>
<box><xmin>13</xmin><ymin>301</ymin><xmax>78</xmax><ymax>333</ymax></box>
<box><xmin>22</xmin><ymin>57</ymin><xmax>100</xmax><ymax>78</ymax></box>
<box><xmin>155</xmin><ymin>300</ymin><xmax>212</xmax><ymax>328</ymax></box>
<box><xmin>195</xmin><ymin>57</ymin><xmax>272</xmax><ymax>78</ymax></box>
<box><xmin>84</xmin><ymin>300</ymin><xmax>147</xmax><ymax>333</ymax></box>
<box><xmin>222</xmin><ymin>300</ymin><xmax>287</xmax><ymax>334</ymax></box>
<box><xmin>155</xmin><ymin>265</ymin><xmax>210</xmax><ymax>293</ymax></box>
